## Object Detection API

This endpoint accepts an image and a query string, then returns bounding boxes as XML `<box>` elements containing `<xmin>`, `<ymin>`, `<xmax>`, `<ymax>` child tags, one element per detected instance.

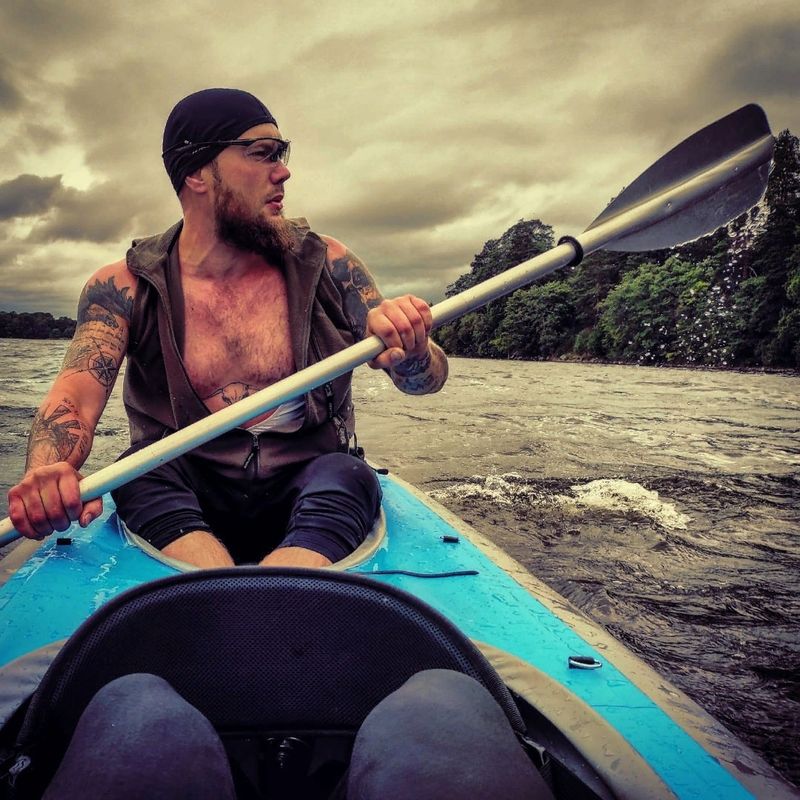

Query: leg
<box><xmin>260</xmin><ymin>545</ymin><xmax>334</xmax><ymax>567</ymax></box>
<box><xmin>263</xmin><ymin>453</ymin><xmax>381</xmax><ymax>566</ymax></box>
<box><xmin>162</xmin><ymin>530</ymin><xmax>236</xmax><ymax>568</ymax></box>
<box><xmin>43</xmin><ymin>673</ymin><xmax>235</xmax><ymax>800</ymax></box>
<box><xmin>347</xmin><ymin>669</ymin><xmax>554</xmax><ymax>800</ymax></box>
<box><xmin>111</xmin><ymin>442</ymin><xmax>235</xmax><ymax>568</ymax></box>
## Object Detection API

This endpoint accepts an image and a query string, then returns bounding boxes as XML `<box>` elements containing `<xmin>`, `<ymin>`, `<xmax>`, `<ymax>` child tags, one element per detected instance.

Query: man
<box><xmin>7</xmin><ymin>88</ymin><xmax>448</xmax><ymax>568</ymax></box>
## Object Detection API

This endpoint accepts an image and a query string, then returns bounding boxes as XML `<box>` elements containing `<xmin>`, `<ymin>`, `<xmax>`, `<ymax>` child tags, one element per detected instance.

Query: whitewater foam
<box><xmin>430</xmin><ymin>474</ymin><xmax>691</xmax><ymax>529</ymax></box>
<box><xmin>567</xmin><ymin>479</ymin><xmax>691</xmax><ymax>529</ymax></box>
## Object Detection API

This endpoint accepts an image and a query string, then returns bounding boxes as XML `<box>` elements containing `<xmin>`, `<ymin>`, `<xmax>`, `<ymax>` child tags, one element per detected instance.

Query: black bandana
<box><xmin>162</xmin><ymin>88</ymin><xmax>277</xmax><ymax>193</ymax></box>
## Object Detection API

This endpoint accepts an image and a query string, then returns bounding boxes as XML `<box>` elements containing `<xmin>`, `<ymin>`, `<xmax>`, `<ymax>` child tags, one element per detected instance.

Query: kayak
<box><xmin>0</xmin><ymin>469</ymin><xmax>795</xmax><ymax>800</ymax></box>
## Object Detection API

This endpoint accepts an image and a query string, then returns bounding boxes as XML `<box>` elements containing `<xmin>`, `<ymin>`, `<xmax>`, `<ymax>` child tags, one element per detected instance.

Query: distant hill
<box><xmin>0</xmin><ymin>311</ymin><xmax>76</xmax><ymax>340</ymax></box>
<box><xmin>434</xmin><ymin>129</ymin><xmax>800</xmax><ymax>370</ymax></box>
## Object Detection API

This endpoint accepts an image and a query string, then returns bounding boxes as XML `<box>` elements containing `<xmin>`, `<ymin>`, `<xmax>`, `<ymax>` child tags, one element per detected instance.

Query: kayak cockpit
<box><xmin>117</xmin><ymin>508</ymin><xmax>388</xmax><ymax>572</ymax></box>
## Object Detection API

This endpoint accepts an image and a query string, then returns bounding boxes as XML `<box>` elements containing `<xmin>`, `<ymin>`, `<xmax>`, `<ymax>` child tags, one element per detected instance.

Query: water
<box><xmin>1</xmin><ymin>339</ymin><xmax>799</xmax><ymax>786</ymax></box>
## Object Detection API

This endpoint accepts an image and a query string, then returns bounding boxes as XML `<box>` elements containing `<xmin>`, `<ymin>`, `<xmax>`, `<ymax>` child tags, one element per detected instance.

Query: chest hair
<box><xmin>181</xmin><ymin>270</ymin><xmax>294</xmax><ymax>399</ymax></box>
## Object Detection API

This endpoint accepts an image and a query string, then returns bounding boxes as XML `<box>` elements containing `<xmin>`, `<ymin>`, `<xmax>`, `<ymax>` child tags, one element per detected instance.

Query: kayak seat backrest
<box><xmin>19</xmin><ymin>567</ymin><xmax>524</xmax><ymax>749</ymax></box>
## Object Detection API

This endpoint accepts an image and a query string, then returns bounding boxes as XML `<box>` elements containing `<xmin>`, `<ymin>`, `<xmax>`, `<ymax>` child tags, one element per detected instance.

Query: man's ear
<box><xmin>184</xmin><ymin>167</ymin><xmax>210</xmax><ymax>195</ymax></box>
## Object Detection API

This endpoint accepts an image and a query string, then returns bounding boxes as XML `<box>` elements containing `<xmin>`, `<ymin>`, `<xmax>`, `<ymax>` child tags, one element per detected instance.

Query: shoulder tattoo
<box><xmin>330</xmin><ymin>249</ymin><xmax>383</xmax><ymax>338</ymax></box>
<box><xmin>77</xmin><ymin>276</ymin><xmax>134</xmax><ymax>328</ymax></box>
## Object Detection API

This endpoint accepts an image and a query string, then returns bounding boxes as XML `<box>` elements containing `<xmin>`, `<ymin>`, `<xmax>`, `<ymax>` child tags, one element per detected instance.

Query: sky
<box><xmin>0</xmin><ymin>0</ymin><xmax>798</xmax><ymax>317</ymax></box>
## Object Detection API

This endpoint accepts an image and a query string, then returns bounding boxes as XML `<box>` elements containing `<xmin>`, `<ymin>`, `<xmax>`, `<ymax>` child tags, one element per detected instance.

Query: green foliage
<box><xmin>436</xmin><ymin>219</ymin><xmax>555</xmax><ymax>357</ymax></box>
<box><xmin>445</xmin><ymin>219</ymin><xmax>554</xmax><ymax>296</ymax></box>
<box><xmin>597</xmin><ymin>256</ymin><xmax>733</xmax><ymax>365</ymax></box>
<box><xmin>0</xmin><ymin>311</ymin><xmax>76</xmax><ymax>340</ymax></box>
<box><xmin>491</xmin><ymin>282</ymin><xmax>576</xmax><ymax>359</ymax></box>
<box><xmin>438</xmin><ymin>128</ymin><xmax>800</xmax><ymax>371</ymax></box>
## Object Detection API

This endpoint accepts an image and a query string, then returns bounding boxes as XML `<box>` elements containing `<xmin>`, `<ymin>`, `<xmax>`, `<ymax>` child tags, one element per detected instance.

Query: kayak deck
<box><xmin>0</xmin><ymin>472</ymin><xmax>787</xmax><ymax>799</ymax></box>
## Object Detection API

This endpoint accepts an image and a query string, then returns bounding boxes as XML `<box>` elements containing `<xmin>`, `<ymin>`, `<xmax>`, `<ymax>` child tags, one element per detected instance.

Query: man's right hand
<box><xmin>7</xmin><ymin>463</ymin><xmax>103</xmax><ymax>540</ymax></box>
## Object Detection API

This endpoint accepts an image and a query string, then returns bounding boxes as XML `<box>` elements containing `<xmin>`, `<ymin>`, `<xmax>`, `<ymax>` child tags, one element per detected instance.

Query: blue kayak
<box><xmin>0</xmin><ymin>471</ymin><xmax>795</xmax><ymax>799</ymax></box>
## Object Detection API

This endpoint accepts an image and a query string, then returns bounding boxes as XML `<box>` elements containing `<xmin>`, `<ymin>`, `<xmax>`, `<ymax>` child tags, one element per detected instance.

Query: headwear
<box><xmin>162</xmin><ymin>88</ymin><xmax>278</xmax><ymax>193</ymax></box>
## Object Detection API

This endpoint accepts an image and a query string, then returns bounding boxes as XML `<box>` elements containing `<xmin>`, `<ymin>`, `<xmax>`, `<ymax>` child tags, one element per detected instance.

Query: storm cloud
<box><xmin>0</xmin><ymin>175</ymin><xmax>62</xmax><ymax>219</ymax></box>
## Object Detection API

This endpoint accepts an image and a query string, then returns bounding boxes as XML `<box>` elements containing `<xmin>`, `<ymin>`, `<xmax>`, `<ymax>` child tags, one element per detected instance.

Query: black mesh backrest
<box><xmin>19</xmin><ymin>568</ymin><xmax>523</xmax><ymax>747</ymax></box>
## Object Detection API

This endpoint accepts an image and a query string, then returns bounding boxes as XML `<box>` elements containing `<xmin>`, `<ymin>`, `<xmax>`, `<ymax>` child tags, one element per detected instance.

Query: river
<box><xmin>1</xmin><ymin>339</ymin><xmax>798</xmax><ymax>786</ymax></box>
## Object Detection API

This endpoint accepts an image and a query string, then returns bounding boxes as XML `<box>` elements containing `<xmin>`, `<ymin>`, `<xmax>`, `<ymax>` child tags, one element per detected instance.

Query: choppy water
<box><xmin>1</xmin><ymin>339</ymin><xmax>799</xmax><ymax>786</ymax></box>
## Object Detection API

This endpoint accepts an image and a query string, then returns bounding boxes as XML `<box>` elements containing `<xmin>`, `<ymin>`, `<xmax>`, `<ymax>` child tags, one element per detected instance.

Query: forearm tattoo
<box><xmin>26</xmin><ymin>399</ymin><xmax>89</xmax><ymax>470</ymax></box>
<box><xmin>390</xmin><ymin>347</ymin><xmax>447</xmax><ymax>394</ymax></box>
<box><xmin>61</xmin><ymin>277</ymin><xmax>130</xmax><ymax>393</ymax></box>
<box><xmin>391</xmin><ymin>350</ymin><xmax>432</xmax><ymax>377</ymax></box>
<box><xmin>330</xmin><ymin>249</ymin><xmax>383</xmax><ymax>338</ymax></box>
<box><xmin>330</xmin><ymin>246</ymin><xmax>448</xmax><ymax>394</ymax></box>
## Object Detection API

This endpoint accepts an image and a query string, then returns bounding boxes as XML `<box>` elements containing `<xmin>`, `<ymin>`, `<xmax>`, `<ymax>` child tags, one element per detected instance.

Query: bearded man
<box><xmin>8</xmin><ymin>88</ymin><xmax>449</xmax><ymax>568</ymax></box>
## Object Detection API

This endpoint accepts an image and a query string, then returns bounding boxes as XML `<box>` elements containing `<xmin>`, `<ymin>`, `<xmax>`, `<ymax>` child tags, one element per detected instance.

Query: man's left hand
<box><xmin>366</xmin><ymin>295</ymin><xmax>433</xmax><ymax>371</ymax></box>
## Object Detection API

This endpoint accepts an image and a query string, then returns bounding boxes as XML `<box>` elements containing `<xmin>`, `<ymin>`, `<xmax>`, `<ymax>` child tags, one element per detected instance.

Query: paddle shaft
<box><xmin>0</xmin><ymin>132</ymin><xmax>773</xmax><ymax>546</ymax></box>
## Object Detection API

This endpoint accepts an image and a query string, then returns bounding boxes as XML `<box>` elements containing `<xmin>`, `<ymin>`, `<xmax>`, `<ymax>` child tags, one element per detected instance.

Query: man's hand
<box><xmin>7</xmin><ymin>463</ymin><xmax>103</xmax><ymax>540</ymax></box>
<box><xmin>323</xmin><ymin>238</ymin><xmax>448</xmax><ymax>394</ymax></box>
<box><xmin>366</xmin><ymin>294</ymin><xmax>433</xmax><ymax>371</ymax></box>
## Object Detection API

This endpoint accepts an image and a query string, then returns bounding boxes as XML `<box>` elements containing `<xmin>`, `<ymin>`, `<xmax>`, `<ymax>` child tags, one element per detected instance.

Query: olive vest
<box><xmin>123</xmin><ymin>219</ymin><xmax>357</xmax><ymax>482</ymax></box>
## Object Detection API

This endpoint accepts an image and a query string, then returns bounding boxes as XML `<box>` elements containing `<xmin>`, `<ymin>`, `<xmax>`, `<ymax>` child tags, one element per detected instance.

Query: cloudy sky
<box><xmin>1</xmin><ymin>0</ymin><xmax>798</xmax><ymax>317</ymax></box>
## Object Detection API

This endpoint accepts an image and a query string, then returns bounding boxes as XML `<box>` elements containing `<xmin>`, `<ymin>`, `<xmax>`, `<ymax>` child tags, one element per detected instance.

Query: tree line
<box><xmin>435</xmin><ymin>130</ymin><xmax>800</xmax><ymax>370</ymax></box>
<box><xmin>0</xmin><ymin>311</ymin><xmax>76</xmax><ymax>340</ymax></box>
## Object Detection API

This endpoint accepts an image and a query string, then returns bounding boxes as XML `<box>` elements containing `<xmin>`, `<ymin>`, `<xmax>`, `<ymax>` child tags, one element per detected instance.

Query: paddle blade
<box><xmin>586</xmin><ymin>104</ymin><xmax>774</xmax><ymax>252</ymax></box>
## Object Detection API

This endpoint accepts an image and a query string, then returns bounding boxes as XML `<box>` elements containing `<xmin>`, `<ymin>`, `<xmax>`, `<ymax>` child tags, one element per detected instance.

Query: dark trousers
<box><xmin>43</xmin><ymin>671</ymin><xmax>553</xmax><ymax>800</ymax></box>
<box><xmin>112</xmin><ymin>451</ymin><xmax>382</xmax><ymax>564</ymax></box>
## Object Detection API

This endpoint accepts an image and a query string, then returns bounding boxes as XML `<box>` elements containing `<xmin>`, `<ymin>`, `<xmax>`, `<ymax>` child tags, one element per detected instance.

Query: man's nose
<box><xmin>271</xmin><ymin>163</ymin><xmax>290</xmax><ymax>183</ymax></box>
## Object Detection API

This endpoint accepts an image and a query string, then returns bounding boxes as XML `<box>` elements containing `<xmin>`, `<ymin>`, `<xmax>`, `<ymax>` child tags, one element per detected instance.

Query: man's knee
<box><xmin>348</xmin><ymin>669</ymin><xmax>552</xmax><ymax>800</ymax></box>
<box><xmin>81</xmin><ymin>673</ymin><xmax>197</xmax><ymax>730</ymax></box>
<box><xmin>302</xmin><ymin>453</ymin><xmax>380</xmax><ymax>494</ymax></box>
<box><xmin>280</xmin><ymin>454</ymin><xmax>381</xmax><ymax>562</ymax></box>
<box><xmin>45</xmin><ymin>674</ymin><xmax>235</xmax><ymax>800</ymax></box>
<box><xmin>296</xmin><ymin>453</ymin><xmax>381</xmax><ymax>518</ymax></box>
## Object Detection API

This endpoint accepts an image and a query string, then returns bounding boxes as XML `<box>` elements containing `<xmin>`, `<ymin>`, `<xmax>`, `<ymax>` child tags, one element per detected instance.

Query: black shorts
<box><xmin>111</xmin><ymin>449</ymin><xmax>382</xmax><ymax>564</ymax></box>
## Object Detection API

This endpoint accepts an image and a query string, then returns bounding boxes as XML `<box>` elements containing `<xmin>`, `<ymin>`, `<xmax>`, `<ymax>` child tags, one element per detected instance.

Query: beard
<box><xmin>211</xmin><ymin>165</ymin><xmax>295</xmax><ymax>266</ymax></box>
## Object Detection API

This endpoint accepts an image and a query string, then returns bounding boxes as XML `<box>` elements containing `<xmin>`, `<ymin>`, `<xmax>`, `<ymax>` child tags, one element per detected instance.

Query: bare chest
<box><xmin>181</xmin><ymin>271</ymin><xmax>294</xmax><ymax>410</ymax></box>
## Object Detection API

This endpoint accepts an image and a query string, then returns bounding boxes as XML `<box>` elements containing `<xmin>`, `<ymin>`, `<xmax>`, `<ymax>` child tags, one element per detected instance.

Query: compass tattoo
<box><xmin>62</xmin><ymin>336</ymin><xmax>123</xmax><ymax>391</ymax></box>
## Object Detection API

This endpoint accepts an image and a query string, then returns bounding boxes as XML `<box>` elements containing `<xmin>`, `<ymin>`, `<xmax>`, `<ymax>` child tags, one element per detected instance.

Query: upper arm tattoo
<box><xmin>61</xmin><ymin>276</ymin><xmax>132</xmax><ymax>393</ymax></box>
<box><xmin>77</xmin><ymin>276</ymin><xmax>133</xmax><ymax>327</ymax></box>
<box><xmin>330</xmin><ymin>249</ymin><xmax>383</xmax><ymax>338</ymax></box>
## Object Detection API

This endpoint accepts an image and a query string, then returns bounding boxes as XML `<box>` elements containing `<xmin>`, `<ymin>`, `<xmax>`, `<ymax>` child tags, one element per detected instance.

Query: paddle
<box><xmin>0</xmin><ymin>104</ymin><xmax>774</xmax><ymax>548</ymax></box>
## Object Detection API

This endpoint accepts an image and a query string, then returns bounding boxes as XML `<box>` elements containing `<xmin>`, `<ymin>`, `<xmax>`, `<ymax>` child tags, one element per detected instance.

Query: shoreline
<box><xmin>443</xmin><ymin>352</ymin><xmax>800</xmax><ymax>377</ymax></box>
<box><xmin>3</xmin><ymin>336</ymin><xmax>798</xmax><ymax>376</ymax></box>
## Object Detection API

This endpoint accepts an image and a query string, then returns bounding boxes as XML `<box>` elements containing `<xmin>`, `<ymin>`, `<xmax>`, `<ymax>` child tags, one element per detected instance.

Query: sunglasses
<box><xmin>163</xmin><ymin>136</ymin><xmax>291</xmax><ymax>166</ymax></box>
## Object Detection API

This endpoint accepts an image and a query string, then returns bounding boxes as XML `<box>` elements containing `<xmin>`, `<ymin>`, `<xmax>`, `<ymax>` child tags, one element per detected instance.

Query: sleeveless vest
<box><xmin>123</xmin><ymin>219</ymin><xmax>357</xmax><ymax>482</ymax></box>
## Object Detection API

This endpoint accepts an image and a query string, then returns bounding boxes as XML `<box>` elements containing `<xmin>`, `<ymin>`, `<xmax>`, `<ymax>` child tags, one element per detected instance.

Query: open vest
<box><xmin>123</xmin><ymin>219</ymin><xmax>357</xmax><ymax>482</ymax></box>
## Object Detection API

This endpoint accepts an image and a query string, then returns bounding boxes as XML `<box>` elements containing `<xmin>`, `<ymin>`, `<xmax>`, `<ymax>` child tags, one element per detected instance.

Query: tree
<box><xmin>728</xmin><ymin>130</ymin><xmax>800</xmax><ymax>366</ymax></box>
<box><xmin>436</xmin><ymin>219</ymin><xmax>555</xmax><ymax>357</ymax></box>
<box><xmin>0</xmin><ymin>311</ymin><xmax>76</xmax><ymax>339</ymax></box>
<box><xmin>492</xmin><ymin>282</ymin><xmax>576</xmax><ymax>359</ymax></box>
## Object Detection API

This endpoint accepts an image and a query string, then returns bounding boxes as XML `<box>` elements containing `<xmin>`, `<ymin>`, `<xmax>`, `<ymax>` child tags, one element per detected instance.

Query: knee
<box><xmin>82</xmin><ymin>673</ymin><xmax>183</xmax><ymax>727</ymax></box>
<box><xmin>381</xmin><ymin>669</ymin><xmax>500</xmax><ymax>721</ymax></box>
<box><xmin>303</xmin><ymin>454</ymin><xmax>380</xmax><ymax>499</ymax></box>
<box><xmin>77</xmin><ymin>673</ymin><xmax>220</xmax><ymax>753</ymax></box>
<box><xmin>90</xmin><ymin>673</ymin><xmax>172</xmax><ymax>706</ymax></box>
